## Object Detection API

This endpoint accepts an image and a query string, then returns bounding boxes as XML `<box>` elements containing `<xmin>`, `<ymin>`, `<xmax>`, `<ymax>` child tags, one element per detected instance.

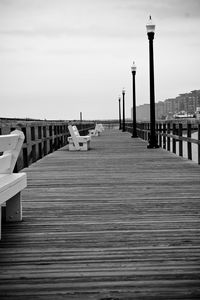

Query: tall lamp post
<box><xmin>131</xmin><ymin>61</ymin><xmax>138</xmax><ymax>138</ymax></box>
<box><xmin>118</xmin><ymin>96</ymin><xmax>122</xmax><ymax>130</ymax></box>
<box><xmin>146</xmin><ymin>16</ymin><xmax>159</xmax><ymax>148</ymax></box>
<box><xmin>122</xmin><ymin>88</ymin><xmax>126</xmax><ymax>132</ymax></box>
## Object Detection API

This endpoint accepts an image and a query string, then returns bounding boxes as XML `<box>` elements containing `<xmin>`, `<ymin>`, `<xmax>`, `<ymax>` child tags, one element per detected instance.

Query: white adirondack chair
<box><xmin>0</xmin><ymin>130</ymin><xmax>27</xmax><ymax>240</ymax></box>
<box><xmin>67</xmin><ymin>125</ymin><xmax>91</xmax><ymax>151</ymax></box>
<box><xmin>89</xmin><ymin>124</ymin><xmax>104</xmax><ymax>136</ymax></box>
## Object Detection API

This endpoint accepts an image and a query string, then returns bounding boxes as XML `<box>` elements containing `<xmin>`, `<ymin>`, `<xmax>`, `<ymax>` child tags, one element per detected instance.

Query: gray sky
<box><xmin>0</xmin><ymin>0</ymin><xmax>200</xmax><ymax>120</ymax></box>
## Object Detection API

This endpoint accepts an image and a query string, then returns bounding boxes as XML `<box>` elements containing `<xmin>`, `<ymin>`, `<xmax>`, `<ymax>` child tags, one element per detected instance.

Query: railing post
<box><xmin>172</xmin><ymin>123</ymin><xmax>176</xmax><ymax>154</ymax></box>
<box><xmin>140</xmin><ymin>123</ymin><xmax>143</xmax><ymax>139</ymax></box>
<box><xmin>31</xmin><ymin>126</ymin><xmax>36</xmax><ymax>163</ymax></box>
<box><xmin>167</xmin><ymin>123</ymin><xmax>171</xmax><ymax>151</ymax></box>
<box><xmin>143</xmin><ymin>123</ymin><xmax>146</xmax><ymax>140</ymax></box>
<box><xmin>147</xmin><ymin>123</ymin><xmax>150</xmax><ymax>142</ymax></box>
<box><xmin>46</xmin><ymin>125</ymin><xmax>50</xmax><ymax>154</ymax></box>
<box><xmin>43</xmin><ymin>126</ymin><xmax>47</xmax><ymax>156</ymax></box>
<box><xmin>118</xmin><ymin>97</ymin><xmax>122</xmax><ymax>130</ymax></box>
<box><xmin>198</xmin><ymin>124</ymin><xmax>200</xmax><ymax>165</ymax></box>
<box><xmin>158</xmin><ymin>123</ymin><xmax>162</xmax><ymax>147</ymax></box>
<box><xmin>21</xmin><ymin>126</ymin><xmax>28</xmax><ymax>168</ymax></box>
<box><xmin>144</xmin><ymin>123</ymin><xmax>146</xmax><ymax>140</ymax></box>
<box><xmin>26</xmin><ymin>126</ymin><xmax>32</xmax><ymax>167</ymax></box>
<box><xmin>139</xmin><ymin>123</ymin><xmax>141</xmax><ymax>139</ymax></box>
<box><xmin>178</xmin><ymin>123</ymin><xmax>183</xmax><ymax>157</ymax></box>
<box><xmin>187</xmin><ymin>123</ymin><xmax>192</xmax><ymax>160</ymax></box>
<box><xmin>49</xmin><ymin>125</ymin><xmax>53</xmax><ymax>153</ymax></box>
<box><xmin>142</xmin><ymin>123</ymin><xmax>144</xmax><ymax>140</ymax></box>
<box><xmin>141</xmin><ymin>123</ymin><xmax>144</xmax><ymax>140</ymax></box>
<box><xmin>37</xmin><ymin>126</ymin><xmax>42</xmax><ymax>160</ymax></box>
<box><xmin>163</xmin><ymin>123</ymin><xmax>166</xmax><ymax>149</ymax></box>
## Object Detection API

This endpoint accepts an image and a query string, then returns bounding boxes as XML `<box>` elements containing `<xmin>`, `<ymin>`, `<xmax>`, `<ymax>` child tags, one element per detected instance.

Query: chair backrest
<box><xmin>0</xmin><ymin>130</ymin><xmax>25</xmax><ymax>174</ymax></box>
<box><xmin>68</xmin><ymin>125</ymin><xmax>80</xmax><ymax>150</ymax></box>
<box><xmin>94</xmin><ymin>124</ymin><xmax>99</xmax><ymax>131</ymax></box>
<box><xmin>96</xmin><ymin>124</ymin><xmax>104</xmax><ymax>132</ymax></box>
<box><xmin>72</xmin><ymin>126</ymin><xmax>80</xmax><ymax>136</ymax></box>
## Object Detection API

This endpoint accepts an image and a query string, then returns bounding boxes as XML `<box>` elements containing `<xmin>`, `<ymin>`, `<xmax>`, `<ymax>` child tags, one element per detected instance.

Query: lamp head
<box><xmin>122</xmin><ymin>88</ymin><xmax>125</xmax><ymax>94</ymax></box>
<box><xmin>131</xmin><ymin>61</ymin><xmax>137</xmax><ymax>73</ymax></box>
<box><xmin>146</xmin><ymin>15</ymin><xmax>155</xmax><ymax>33</ymax></box>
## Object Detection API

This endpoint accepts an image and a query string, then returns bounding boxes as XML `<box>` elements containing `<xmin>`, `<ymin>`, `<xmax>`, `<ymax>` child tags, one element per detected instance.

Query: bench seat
<box><xmin>0</xmin><ymin>173</ymin><xmax>27</xmax><ymax>205</ymax></box>
<box><xmin>68</xmin><ymin>136</ymin><xmax>91</xmax><ymax>143</ymax></box>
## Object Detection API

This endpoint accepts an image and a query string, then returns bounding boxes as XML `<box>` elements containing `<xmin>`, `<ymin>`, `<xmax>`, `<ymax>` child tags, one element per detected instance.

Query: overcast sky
<box><xmin>0</xmin><ymin>0</ymin><xmax>200</xmax><ymax>120</ymax></box>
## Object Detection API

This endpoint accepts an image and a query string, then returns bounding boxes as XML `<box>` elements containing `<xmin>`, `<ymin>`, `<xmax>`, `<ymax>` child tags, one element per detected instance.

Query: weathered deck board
<box><xmin>0</xmin><ymin>129</ymin><xmax>200</xmax><ymax>299</ymax></box>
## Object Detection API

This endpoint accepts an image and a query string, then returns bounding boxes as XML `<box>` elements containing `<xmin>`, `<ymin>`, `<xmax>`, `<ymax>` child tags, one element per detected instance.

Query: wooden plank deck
<box><xmin>0</xmin><ymin>128</ymin><xmax>200</xmax><ymax>300</ymax></box>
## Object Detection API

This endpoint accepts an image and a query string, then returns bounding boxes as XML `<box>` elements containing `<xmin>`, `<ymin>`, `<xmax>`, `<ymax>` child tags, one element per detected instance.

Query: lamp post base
<box><xmin>132</xmin><ymin>133</ymin><xmax>138</xmax><ymax>138</ymax></box>
<box><xmin>147</xmin><ymin>143</ymin><xmax>159</xmax><ymax>149</ymax></box>
<box><xmin>147</xmin><ymin>135</ymin><xmax>159</xmax><ymax>148</ymax></box>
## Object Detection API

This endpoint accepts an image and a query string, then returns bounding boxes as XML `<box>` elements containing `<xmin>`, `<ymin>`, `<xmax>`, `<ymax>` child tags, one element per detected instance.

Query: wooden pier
<box><xmin>0</xmin><ymin>129</ymin><xmax>200</xmax><ymax>299</ymax></box>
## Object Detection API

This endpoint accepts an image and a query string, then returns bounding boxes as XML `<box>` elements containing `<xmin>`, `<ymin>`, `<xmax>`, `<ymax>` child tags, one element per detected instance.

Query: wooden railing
<box><xmin>125</xmin><ymin>120</ymin><xmax>200</xmax><ymax>164</ymax></box>
<box><xmin>0</xmin><ymin>120</ymin><xmax>95</xmax><ymax>172</ymax></box>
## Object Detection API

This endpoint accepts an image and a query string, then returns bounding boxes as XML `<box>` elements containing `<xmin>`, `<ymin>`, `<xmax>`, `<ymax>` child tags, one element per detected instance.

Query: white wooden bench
<box><xmin>67</xmin><ymin>125</ymin><xmax>91</xmax><ymax>151</ymax></box>
<box><xmin>89</xmin><ymin>123</ymin><xmax>104</xmax><ymax>136</ymax></box>
<box><xmin>0</xmin><ymin>130</ymin><xmax>27</xmax><ymax>240</ymax></box>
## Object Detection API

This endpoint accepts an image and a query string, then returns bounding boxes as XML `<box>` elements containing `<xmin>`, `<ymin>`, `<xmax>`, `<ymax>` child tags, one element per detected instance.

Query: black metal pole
<box><xmin>147</xmin><ymin>31</ymin><xmax>159</xmax><ymax>148</ymax></box>
<box><xmin>118</xmin><ymin>97</ymin><xmax>122</xmax><ymax>130</ymax></box>
<box><xmin>122</xmin><ymin>89</ymin><xmax>125</xmax><ymax>132</ymax></box>
<box><xmin>132</xmin><ymin>70</ymin><xmax>137</xmax><ymax>138</ymax></box>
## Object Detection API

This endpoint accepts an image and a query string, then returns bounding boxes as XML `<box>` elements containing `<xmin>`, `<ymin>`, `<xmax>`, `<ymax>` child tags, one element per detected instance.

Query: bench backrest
<box><xmin>96</xmin><ymin>124</ymin><xmax>104</xmax><ymax>132</ymax></box>
<box><xmin>72</xmin><ymin>126</ymin><xmax>80</xmax><ymax>136</ymax></box>
<box><xmin>0</xmin><ymin>130</ymin><xmax>25</xmax><ymax>174</ymax></box>
<box><xmin>68</xmin><ymin>125</ymin><xmax>80</xmax><ymax>150</ymax></box>
<box><xmin>94</xmin><ymin>124</ymin><xmax>99</xmax><ymax>132</ymax></box>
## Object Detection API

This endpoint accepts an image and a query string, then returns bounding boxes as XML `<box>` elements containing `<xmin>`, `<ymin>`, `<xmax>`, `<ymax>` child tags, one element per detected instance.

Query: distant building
<box><xmin>155</xmin><ymin>101</ymin><xmax>165</xmax><ymax>120</ymax></box>
<box><xmin>132</xmin><ymin>89</ymin><xmax>200</xmax><ymax>121</ymax></box>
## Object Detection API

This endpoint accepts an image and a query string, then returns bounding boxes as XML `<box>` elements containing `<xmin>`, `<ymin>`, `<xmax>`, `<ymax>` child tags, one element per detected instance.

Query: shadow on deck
<box><xmin>0</xmin><ymin>129</ymin><xmax>200</xmax><ymax>299</ymax></box>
